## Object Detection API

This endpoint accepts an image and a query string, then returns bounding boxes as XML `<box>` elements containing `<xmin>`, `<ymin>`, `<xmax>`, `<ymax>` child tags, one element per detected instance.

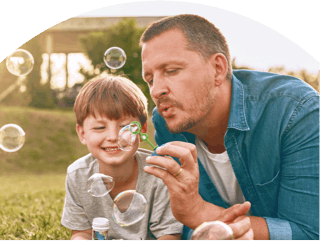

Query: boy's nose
<box><xmin>105</xmin><ymin>129</ymin><xmax>119</xmax><ymax>142</ymax></box>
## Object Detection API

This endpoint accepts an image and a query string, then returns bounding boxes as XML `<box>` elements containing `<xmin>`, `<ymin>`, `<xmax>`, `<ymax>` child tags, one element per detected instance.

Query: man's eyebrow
<box><xmin>142</xmin><ymin>71</ymin><xmax>151</xmax><ymax>80</ymax></box>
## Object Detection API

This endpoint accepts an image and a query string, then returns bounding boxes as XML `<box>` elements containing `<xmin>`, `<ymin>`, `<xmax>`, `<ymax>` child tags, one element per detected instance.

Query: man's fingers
<box><xmin>144</xmin><ymin>166</ymin><xmax>178</xmax><ymax>190</ymax></box>
<box><xmin>146</xmin><ymin>155</ymin><xmax>182</xmax><ymax>176</ymax></box>
<box><xmin>156</xmin><ymin>142</ymin><xmax>198</xmax><ymax>167</ymax></box>
<box><xmin>235</xmin><ymin>228</ymin><xmax>254</xmax><ymax>240</ymax></box>
<box><xmin>229</xmin><ymin>217</ymin><xmax>253</xmax><ymax>240</ymax></box>
<box><xmin>218</xmin><ymin>202</ymin><xmax>251</xmax><ymax>223</ymax></box>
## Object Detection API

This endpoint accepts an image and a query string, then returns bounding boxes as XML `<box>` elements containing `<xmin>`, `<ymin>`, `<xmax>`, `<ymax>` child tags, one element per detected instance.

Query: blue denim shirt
<box><xmin>151</xmin><ymin>70</ymin><xmax>319</xmax><ymax>240</ymax></box>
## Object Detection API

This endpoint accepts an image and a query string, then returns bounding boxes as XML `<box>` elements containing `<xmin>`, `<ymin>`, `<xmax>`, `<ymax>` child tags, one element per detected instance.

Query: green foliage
<box><xmin>0</xmin><ymin>36</ymin><xmax>56</xmax><ymax>108</ymax></box>
<box><xmin>22</xmin><ymin>36</ymin><xmax>55</xmax><ymax>109</ymax></box>
<box><xmin>79</xmin><ymin>18</ymin><xmax>155</xmax><ymax>111</ymax></box>
<box><xmin>0</xmin><ymin>174</ymin><xmax>71</xmax><ymax>240</ymax></box>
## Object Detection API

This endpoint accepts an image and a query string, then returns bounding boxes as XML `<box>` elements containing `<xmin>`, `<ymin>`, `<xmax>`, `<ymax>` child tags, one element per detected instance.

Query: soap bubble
<box><xmin>0</xmin><ymin>124</ymin><xmax>25</xmax><ymax>152</ymax></box>
<box><xmin>118</xmin><ymin>122</ymin><xmax>140</xmax><ymax>151</ymax></box>
<box><xmin>104</xmin><ymin>47</ymin><xmax>126</xmax><ymax>69</ymax></box>
<box><xmin>191</xmin><ymin>221</ymin><xmax>234</xmax><ymax>240</ymax></box>
<box><xmin>87</xmin><ymin>173</ymin><xmax>115</xmax><ymax>197</ymax></box>
<box><xmin>112</xmin><ymin>190</ymin><xmax>147</xmax><ymax>226</ymax></box>
<box><xmin>6</xmin><ymin>49</ymin><xmax>34</xmax><ymax>76</ymax></box>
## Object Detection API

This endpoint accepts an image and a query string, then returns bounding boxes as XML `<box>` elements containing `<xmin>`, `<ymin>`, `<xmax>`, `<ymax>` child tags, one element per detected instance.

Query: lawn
<box><xmin>0</xmin><ymin>174</ymin><xmax>71</xmax><ymax>240</ymax></box>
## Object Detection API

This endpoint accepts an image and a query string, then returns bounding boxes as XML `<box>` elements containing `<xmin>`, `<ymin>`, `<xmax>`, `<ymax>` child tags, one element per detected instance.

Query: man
<box><xmin>140</xmin><ymin>14</ymin><xmax>319</xmax><ymax>240</ymax></box>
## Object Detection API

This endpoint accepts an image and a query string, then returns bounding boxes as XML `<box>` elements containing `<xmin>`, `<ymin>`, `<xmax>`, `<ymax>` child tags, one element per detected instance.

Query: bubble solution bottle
<box><xmin>92</xmin><ymin>217</ymin><xmax>109</xmax><ymax>240</ymax></box>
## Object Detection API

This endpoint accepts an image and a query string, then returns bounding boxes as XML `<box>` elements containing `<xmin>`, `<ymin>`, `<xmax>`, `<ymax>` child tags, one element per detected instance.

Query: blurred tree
<box><xmin>0</xmin><ymin>36</ymin><xmax>55</xmax><ymax>108</ymax></box>
<box><xmin>78</xmin><ymin>17</ymin><xmax>154</xmax><ymax>111</ymax></box>
<box><xmin>232</xmin><ymin>57</ymin><xmax>252</xmax><ymax>70</ymax></box>
<box><xmin>22</xmin><ymin>36</ymin><xmax>55</xmax><ymax>108</ymax></box>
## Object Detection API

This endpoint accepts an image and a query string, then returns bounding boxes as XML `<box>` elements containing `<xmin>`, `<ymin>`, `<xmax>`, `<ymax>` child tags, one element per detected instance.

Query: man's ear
<box><xmin>76</xmin><ymin>124</ymin><xmax>87</xmax><ymax>145</ymax></box>
<box><xmin>139</xmin><ymin>121</ymin><xmax>148</xmax><ymax>142</ymax></box>
<box><xmin>209</xmin><ymin>53</ymin><xmax>229</xmax><ymax>86</ymax></box>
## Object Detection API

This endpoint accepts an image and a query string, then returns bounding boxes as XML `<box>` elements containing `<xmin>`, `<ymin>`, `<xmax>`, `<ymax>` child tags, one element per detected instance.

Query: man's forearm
<box><xmin>249</xmin><ymin>216</ymin><xmax>269</xmax><ymax>240</ymax></box>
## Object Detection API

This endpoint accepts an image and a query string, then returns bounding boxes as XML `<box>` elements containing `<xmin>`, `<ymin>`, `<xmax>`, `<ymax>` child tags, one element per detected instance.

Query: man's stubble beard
<box><xmin>164</xmin><ymin>79</ymin><xmax>216</xmax><ymax>134</ymax></box>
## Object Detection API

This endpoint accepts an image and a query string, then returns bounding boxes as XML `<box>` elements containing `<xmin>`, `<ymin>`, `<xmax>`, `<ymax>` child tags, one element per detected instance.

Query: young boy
<box><xmin>61</xmin><ymin>75</ymin><xmax>183</xmax><ymax>240</ymax></box>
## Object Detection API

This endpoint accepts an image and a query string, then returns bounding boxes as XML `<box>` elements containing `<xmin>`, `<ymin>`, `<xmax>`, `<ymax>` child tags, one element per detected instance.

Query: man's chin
<box><xmin>165</xmin><ymin>118</ymin><xmax>195</xmax><ymax>134</ymax></box>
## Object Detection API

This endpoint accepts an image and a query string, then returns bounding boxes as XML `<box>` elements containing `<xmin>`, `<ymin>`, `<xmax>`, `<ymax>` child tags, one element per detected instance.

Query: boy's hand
<box><xmin>71</xmin><ymin>229</ymin><xmax>92</xmax><ymax>240</ymax></box>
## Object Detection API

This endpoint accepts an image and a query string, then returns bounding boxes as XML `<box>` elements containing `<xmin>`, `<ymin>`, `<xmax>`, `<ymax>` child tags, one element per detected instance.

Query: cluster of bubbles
<box><xmin>1</xmin><ymin>49</ymin><xmax>33</xmax><ymax>153</ymax></box>
<box><xmin>86</xmin><ymin>122</ymin><xmax>149</xmax><ymax>227</ymax></box>
<box><xmin>87</xmin><ymin>174</ymin><xmax>147</xmax><ymax>227</ymax></box>
<box><xmin>1</xmin><ymin>46</ymin><xmax>127</xmax><ymax>153</ymax></box>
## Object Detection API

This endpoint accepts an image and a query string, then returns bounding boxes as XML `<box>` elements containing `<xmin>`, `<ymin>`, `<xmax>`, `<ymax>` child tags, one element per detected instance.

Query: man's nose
<box><xmin>150</xmin><ymin>76</ymin><xmax>169</xmax><ymax>100</ymax></box>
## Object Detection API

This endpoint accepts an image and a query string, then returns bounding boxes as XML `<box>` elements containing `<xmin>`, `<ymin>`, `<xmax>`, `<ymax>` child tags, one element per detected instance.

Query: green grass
<box><xmin>0</xmin><ymin>174</ymin><xmax>71</xmax><ymax>240</ymax></box>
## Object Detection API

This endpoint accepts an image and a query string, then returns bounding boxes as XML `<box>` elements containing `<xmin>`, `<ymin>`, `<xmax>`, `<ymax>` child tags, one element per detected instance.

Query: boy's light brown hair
<box><xmin>74</xmin><ymin>75</ymin><xmax>148</xmax><ymax>126</ymax></box>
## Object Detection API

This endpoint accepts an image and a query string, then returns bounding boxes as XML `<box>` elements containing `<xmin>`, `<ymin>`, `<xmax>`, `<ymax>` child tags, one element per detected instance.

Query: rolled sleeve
<box><xmin>264</xmin><ymin>217</ymin><xmax>292</xmax><ymax>240</ymax></box>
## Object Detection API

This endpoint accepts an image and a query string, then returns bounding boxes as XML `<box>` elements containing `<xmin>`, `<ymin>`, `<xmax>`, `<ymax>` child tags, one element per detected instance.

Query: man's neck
<box><xmin>189</xmin><ymin>78</ymin><xmax>231</xmax><ymax>154</ymax></box>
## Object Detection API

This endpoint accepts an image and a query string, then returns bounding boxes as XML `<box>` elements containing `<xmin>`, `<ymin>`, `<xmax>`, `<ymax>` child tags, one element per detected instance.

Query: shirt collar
<box><xmin>227</xmin><ymin>74</ymin><xmax>250</xmax><ymax>131</ymax></box>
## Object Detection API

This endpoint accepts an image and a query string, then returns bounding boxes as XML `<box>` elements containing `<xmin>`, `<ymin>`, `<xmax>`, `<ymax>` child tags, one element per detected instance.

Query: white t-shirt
<box><xmin>61</xmin><ymin>148</ymin><xmax>183</xmax><ymax>240</ymax></box>
<box><xmin>195</xmin><ymin>137</ymin><xmax>247</xmax><ymax>207</ymax></box>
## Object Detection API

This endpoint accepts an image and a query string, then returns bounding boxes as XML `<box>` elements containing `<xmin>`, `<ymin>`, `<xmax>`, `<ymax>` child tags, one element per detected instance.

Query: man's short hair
<box><xmin>140</xmin><ymin>14</ymin><xmax>232</xmax><ymax>80</ymax></box>
<box><xmin>74</xmin><ymin>75</ymin><xmax>148</xmax><ymax>126</ymax></box>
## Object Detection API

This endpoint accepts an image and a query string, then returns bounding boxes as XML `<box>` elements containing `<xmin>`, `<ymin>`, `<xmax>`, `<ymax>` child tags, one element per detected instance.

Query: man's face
<box><xmin>141</xmin><ymin>29</ymin><xmax>217</xmax><ymax>133</ymax></box>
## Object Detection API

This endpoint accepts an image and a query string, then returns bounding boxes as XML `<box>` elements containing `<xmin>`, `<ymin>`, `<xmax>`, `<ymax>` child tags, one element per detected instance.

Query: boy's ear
<box><xmin>139</xmin><ymin>121</ymin><xmax>148</xmax><ymax>142</ymax></box>
<box><xmin>76</xmin><ymin>124</ymin><xmax>87</xmax><ymax>145</ymax></box>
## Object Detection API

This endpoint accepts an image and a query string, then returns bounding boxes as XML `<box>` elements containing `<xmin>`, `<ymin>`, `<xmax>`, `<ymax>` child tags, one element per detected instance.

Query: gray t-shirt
<box><xmin>61</xmin><ymin>148</ymin><xmax>183</xmax><ymax>240</ymax></box>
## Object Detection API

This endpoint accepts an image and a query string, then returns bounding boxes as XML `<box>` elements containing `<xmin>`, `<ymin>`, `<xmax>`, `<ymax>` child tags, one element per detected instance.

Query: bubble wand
<box><xmin>125</xmin><ymin>121</ymin><xmax>157</xmax><ymax>150</ymax></box>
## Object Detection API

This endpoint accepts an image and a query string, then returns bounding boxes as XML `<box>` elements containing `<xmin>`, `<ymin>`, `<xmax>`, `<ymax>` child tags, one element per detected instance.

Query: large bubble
<box><xmin>6</xmin><ymin>49</ymin><xmax>34</xmax><ymax>76</ymax></box>
<box><xmin>112</xmin><ymin>190</ymin><xmax>147</xmax><ymax>227</ymax></box>
<box><xmin>118</xmin><ymin>122</ymin><xmax>140</xmax><ymax>151</ymax></box>
<box><xmin>191</xmin><ymin>221</ymin><xmax>234</xmax><ymax>240</ymax></box>
<box><xmin>86</xmin><ymin>173</ymin><xmax>115</xmax><ymax>197</ymax></box>
<box><xmin>0</xmin><ymin>124</ymin><xmax>25</xmax><ymax>152</ymax></box>
<box><xmin>103</xmin><ymin>47</ymin><xmax>126</xmax><ymax>69</ymax></box>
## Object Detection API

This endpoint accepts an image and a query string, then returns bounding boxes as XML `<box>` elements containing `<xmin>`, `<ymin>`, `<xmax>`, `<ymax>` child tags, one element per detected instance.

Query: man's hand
<box><xmin>218</xmin><ymin>202</ymin><xmax>253</xmax><ymax>240</ymax></box>
<box><xmin>144</xmin><ymin>142</ymin><xmax>254</xmax><ymax>239</ymax></box>
<box><xmin>144</xmin><ymin>141</ymin><xmax>223</xmax><ymax>229</ymax></box>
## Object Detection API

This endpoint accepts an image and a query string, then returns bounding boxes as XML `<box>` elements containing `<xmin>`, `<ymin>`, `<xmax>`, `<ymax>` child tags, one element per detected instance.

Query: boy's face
<box><xmin>76</xmin><ymin>113</ymin><xmax>147</xmax><ymax>167</ymax></box>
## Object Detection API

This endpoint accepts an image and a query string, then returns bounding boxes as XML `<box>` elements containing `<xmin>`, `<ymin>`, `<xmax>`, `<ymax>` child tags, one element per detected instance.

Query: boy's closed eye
<box><xmin>93</xmin><ymin>126</ymin><xmax>105</xmax><ymax>130</ymax></box>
